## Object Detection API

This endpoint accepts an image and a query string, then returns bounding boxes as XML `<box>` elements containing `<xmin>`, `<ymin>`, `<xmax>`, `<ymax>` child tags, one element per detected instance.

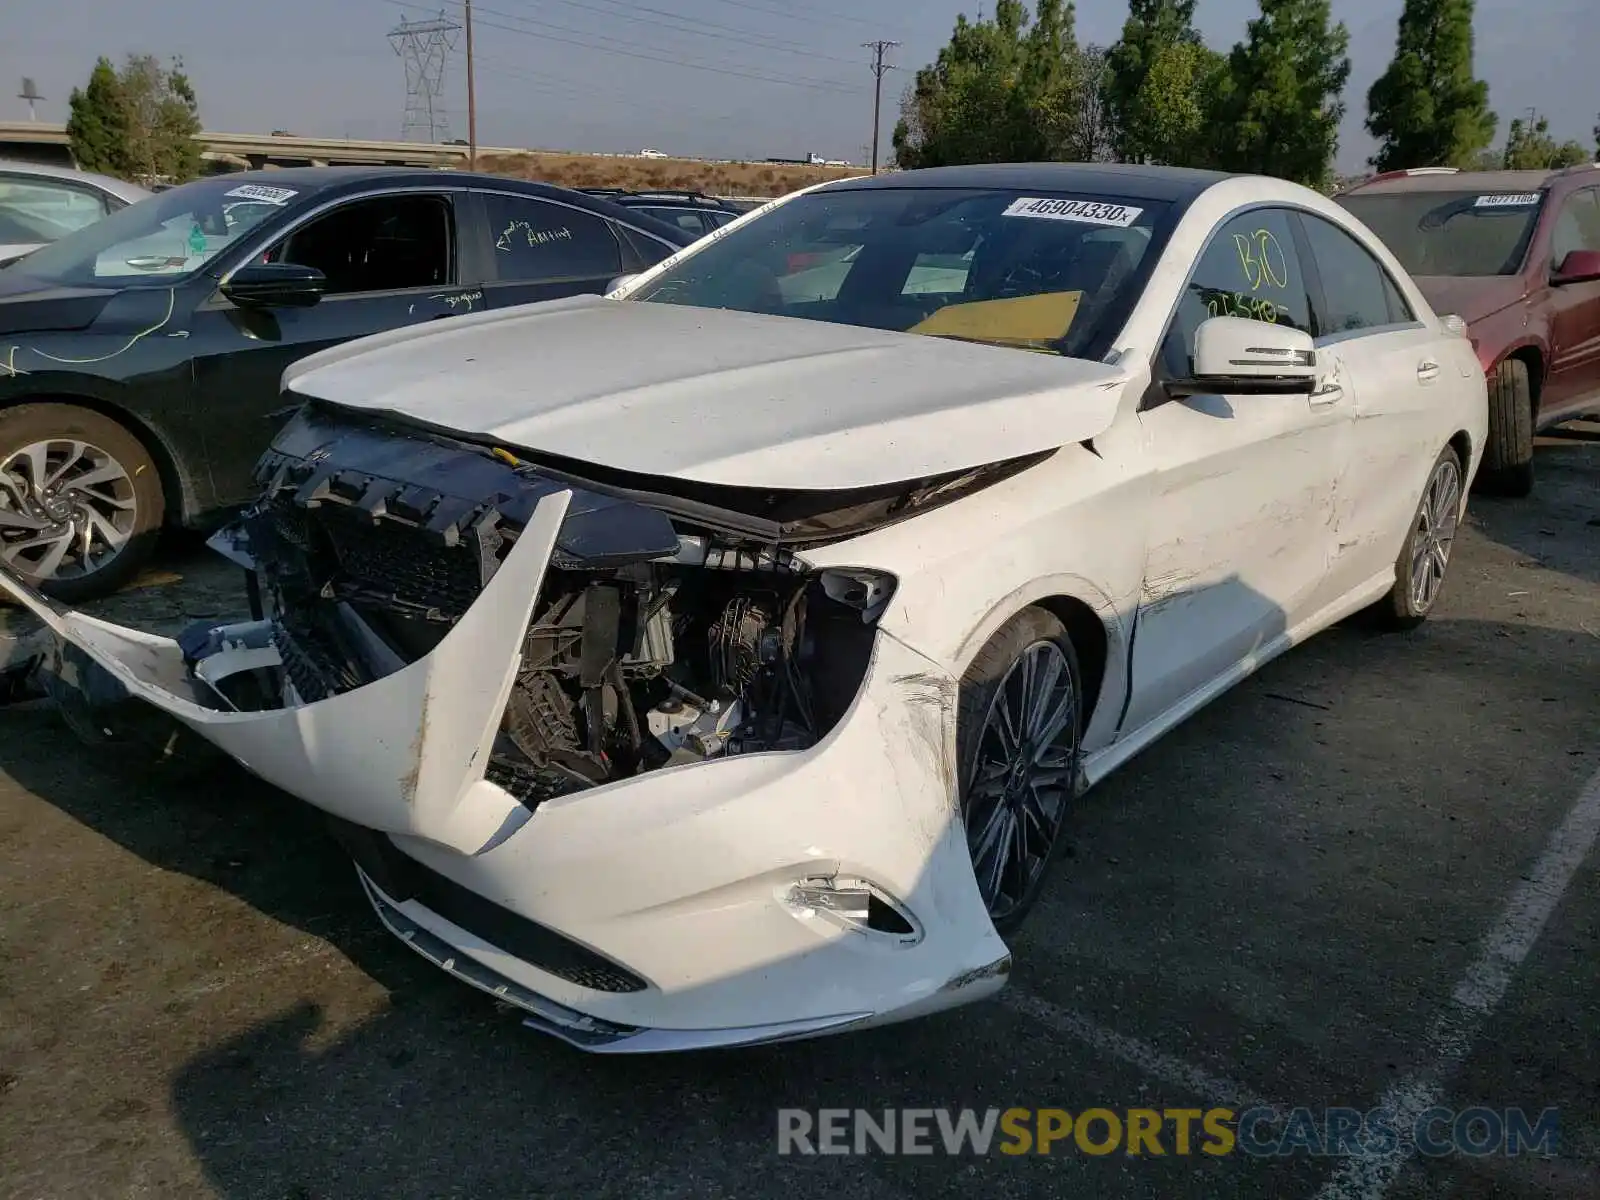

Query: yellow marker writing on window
<box><xmin>1232</xmin><ymin>229</ymin><xmax>1290</xmax><ymax>291</ymax></box>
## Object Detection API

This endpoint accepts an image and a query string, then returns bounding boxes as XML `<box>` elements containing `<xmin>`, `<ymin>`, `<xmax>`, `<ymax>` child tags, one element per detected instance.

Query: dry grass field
<box><xmin>478</xmin><ymin>150</ymin><xmax>869</xmax><ymax>197</ymax></box>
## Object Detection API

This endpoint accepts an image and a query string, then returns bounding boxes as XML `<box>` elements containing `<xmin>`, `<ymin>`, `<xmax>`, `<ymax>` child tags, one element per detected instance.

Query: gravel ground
<box><xmin>0</xmin><ymin>427</ymin><xmax>1596</xmax><ymax>1200</ymax></box>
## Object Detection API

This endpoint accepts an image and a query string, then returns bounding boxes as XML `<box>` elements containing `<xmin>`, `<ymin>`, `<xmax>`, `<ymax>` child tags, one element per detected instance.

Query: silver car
<box><xmin>0</xmin><ymin>159</ymin><xmax>152</xmax><ymax>267</ymax></box>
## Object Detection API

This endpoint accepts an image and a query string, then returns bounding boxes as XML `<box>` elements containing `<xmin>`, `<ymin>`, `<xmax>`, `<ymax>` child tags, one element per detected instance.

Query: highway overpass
<box><xmin>0</xmin><ymin>121</ymin><xmax>531</xmax><ymax>171</ymax></box>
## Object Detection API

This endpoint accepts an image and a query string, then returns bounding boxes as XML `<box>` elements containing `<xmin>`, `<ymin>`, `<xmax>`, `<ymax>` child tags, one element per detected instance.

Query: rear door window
<box><xmin>633</xmin><ymin>206</ymin><xmax>711</xmax><ymax>238</ymax></box>
<box><xmin>1297</xmin><ymin>212</ymin><xmax>1415</xmax><ymax>336</ymax></box>
<box><xmin>482</xmin><ymin>194</ymin><xmax>622</xmax><ymax>282</ymax></box>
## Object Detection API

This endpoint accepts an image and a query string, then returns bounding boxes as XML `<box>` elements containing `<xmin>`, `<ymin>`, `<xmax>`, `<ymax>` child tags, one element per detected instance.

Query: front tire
<box><xmin>1374</xmin><ymin>444</ymin><xmax>1463</xmax><ymax>630</ymax></box>
<box><xmin>0</xmin><ymin>403</ymin><xmax>164</xmax><ymax>603</ymax></box>
<box><xmin>1479</xmin><ymin>358</ymin><xmax>1534</xmax><ymax>497</ymax></box>
<box><xmin>957</xmin><ymin>607</ymin><xmax>1083</xmax><ymax>934</ymax></box>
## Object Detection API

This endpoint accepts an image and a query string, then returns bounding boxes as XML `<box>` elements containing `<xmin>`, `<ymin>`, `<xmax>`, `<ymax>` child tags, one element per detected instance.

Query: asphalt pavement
<box><xmin>0</xmin><ymin>427</ymin><xmax>1596</xmax><ymax>1200</ymax></box>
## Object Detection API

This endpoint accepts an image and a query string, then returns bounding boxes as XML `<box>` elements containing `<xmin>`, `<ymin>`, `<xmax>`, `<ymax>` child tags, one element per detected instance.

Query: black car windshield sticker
<box><xmin>496</xmin><ymin>221</ymin><xmax>574</xmax><ymax>252</ymax></box>
<box><xmin>1001</xmin><ymin>198</ymin><xmax>1143</xmax><ymax>228</ymax></box>
<box><xmin>1473</xmin><ymin>194</ymin><xmax>1541</xmax><ymax>208</ymax></box>
<box><xmin>224</xmin><ymin>184</ymin><xmax>298</xmax><ymax>205</ymax></box>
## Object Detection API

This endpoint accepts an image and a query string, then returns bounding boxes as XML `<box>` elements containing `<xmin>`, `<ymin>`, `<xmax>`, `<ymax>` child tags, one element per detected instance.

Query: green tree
<box><xmin>1102</xmin><ymin>0</ymin><xmax>1224</xmax><ymax>166</ymax></box>
<box><xmin>1209</xmin><ymin>0</ymin><xmax>1352</xmax><ymax>188</ymax></box>
<box><xmin>1365</xmin><ymin>0</ymin><xmax>1495</xmax><ymax>170</ymax></box>
<box><xmin>65</xmin><ymin>56</ymin><xmax>130</xmax><ymax>175</ymax></box>
<box><xmin>1501</xmin><ymin>112</ymin><xmax>1588</xmax><ymax>170</ymax></box>
<box><xmin>118</xmin><ymin>54</ymin><xmax>203</xmax><ymax>184</ymax></box>
<box><xmin>892</xmin><ymin>0</ymin><xmax>1099</xmax><ymax>168</ymax></box>
<box><xmin>1592</xmin><ymin>111</ymin><xmax>1599</xmax><ymax>159</ymax></box>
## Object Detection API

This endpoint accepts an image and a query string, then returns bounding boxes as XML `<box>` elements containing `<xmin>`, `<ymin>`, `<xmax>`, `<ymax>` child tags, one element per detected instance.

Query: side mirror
<box><xmin>222</xmin><ymin>262</ymin><xmax>327</xmax><ymax>309</ymax></box>
<box><xmin>605</xmin><ymin>274</ymin><xmax>639</xmax><ymax>296</ymax></box>
<box><xmin>1166</xmin><ymin>315</ymin><xmax>1318</xmax><ymax>398</ymax></box>
<box><xmin>1551</xmin><ymin>248</ymin><xmax>1600</xmax><ymax>286</ymax></box>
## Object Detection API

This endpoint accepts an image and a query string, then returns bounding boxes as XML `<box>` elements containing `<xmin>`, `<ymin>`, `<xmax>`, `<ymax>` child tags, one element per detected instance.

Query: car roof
<box><xmin>1340</xmin><ymin>166</ymin><xmax>1600</xmax><ymax>195</ymax></box>
<box><xmin>0</xmin><ymin>157</ymin><xmax>152</xmax><ymax>202</ymax></box>
<box><xmin>820</xmin><ymin>162</ymin><xmax>1231</xmax><ymax>205</ymax></box>
<box><xmin>163</xmin><ymin>167</ymin><xmax>697</xmax><ymax>245</ymax></box>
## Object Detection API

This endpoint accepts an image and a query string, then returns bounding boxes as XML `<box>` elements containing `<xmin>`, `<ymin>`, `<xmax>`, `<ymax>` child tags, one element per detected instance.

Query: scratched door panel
<box><xmin>1120</xmin><ymin>205</ymin><xmax>1352</xmax><ymax>734</ymax></box>
<box><xmin>1122</xmin><ymin>390</ymin><xmax>1350</xmax><ymax>735</ymax></box>
<box><xmin>188</xmin><ymin>193</ymin><xmax>468</xmax><ymax>509</ymax></box>
<box><xmin>478</xmin><ymin>193</ymin><xmax>627</xmax><ymax>310</ymax></box>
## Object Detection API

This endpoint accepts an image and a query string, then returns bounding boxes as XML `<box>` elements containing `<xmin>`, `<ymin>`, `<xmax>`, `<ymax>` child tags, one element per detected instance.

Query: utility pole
<box><xmin>465</xmin><ymin>0</ymin><xmax>478</xmax><ymax>169</ymax></box>
<box><xmin>862</xmin><ymin>40</ymin><xmax>899</xmax><ymax>175</ymax></box>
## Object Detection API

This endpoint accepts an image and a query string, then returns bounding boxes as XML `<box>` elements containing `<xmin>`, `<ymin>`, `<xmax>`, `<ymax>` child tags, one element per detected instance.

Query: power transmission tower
<box><xmin>862</xmin><ymin>40</ymin><xmax>899</xmax><ymax>175</ymax></box>
<box><xmin>390</xmin><ymin>12</ymin><xmax>460</xmax><ymax>143</ymax></box>
<box><xmin>18</xmin><ymin>78</ymin><xmax>44</xmax><ymax>121</ymax></box>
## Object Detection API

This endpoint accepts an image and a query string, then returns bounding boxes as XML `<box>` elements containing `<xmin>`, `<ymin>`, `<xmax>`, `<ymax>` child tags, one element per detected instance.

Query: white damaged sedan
<box><xmin>2</xmin><ymin>164</ymin><xmax>1487</xmax><ymax>1052</ymax></box>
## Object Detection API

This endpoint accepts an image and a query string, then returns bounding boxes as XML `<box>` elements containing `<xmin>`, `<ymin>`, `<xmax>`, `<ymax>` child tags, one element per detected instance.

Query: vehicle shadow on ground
<box><xmin>2</xmin><ymin>589</ymin><xmax>1597</xmax><ymax>1198</ymax></box>
<box><xmin>1469</xmin><ymin>425</ymin><xmax>1599</xmax><ymax>589</ymax></box>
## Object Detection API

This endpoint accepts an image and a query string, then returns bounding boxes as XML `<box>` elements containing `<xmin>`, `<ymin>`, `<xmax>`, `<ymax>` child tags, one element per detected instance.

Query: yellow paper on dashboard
<box><xmin>909</xmin><ymin>290</ymin><xmax>1082</xmax><ymax>349</ymax></box>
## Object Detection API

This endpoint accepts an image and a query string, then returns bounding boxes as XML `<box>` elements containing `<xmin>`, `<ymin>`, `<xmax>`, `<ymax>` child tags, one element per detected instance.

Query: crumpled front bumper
<box><xmin>0</xmin><ymin>489</ymin><xmax>1011</xmax><ymax>1049</ymax></box>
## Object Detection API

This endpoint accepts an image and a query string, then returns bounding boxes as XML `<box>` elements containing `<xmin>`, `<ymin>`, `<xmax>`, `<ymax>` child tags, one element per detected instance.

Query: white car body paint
<box><xmin>0</xmin><ymin>171</ymin><xmax>1488</xmax><ymax>1052</ymax></box>
<box><xmin>281</xmin><ymin>295</ymin><xmax>1128</xmax><ymax>490</ymax></box>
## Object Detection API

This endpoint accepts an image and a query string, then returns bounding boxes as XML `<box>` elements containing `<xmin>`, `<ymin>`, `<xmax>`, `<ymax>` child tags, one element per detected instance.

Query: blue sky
<box><xmin>4</xmin><ymin>0</ymin><xmax>1593</xmax><ymax>171</ymax></box>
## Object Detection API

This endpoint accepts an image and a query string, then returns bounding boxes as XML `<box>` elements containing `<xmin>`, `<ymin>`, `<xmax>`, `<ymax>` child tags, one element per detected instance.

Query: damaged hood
<box><xmin>282</xmin><ymin>295</ymin><xmax>1128</xmax><ymax>490</ymax></box>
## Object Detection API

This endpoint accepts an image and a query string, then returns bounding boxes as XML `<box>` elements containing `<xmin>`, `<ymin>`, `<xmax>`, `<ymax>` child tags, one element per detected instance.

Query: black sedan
<box><xmin>0</xmin><ymin>167</ymin><xmax>693</xmax><ymax>600</ymax></box>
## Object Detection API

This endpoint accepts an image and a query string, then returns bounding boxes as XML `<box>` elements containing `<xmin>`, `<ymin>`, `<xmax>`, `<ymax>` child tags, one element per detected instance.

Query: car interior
<box><xmin>268</xmin><ymin>195</ymin><xmax>453</xmax><ymax>294</ymax></box>
<box><xmin>762</xmin><ymin>219</ymin><xmax>1151</xmax><ymax>355</ymax></box>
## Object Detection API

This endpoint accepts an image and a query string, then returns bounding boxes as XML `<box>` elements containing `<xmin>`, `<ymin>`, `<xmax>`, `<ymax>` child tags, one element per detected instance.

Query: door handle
<box><xmin>1309</xmin><ymin>383</ymin><xmax>1344</xmax><ymax>408</ymax></box>
<box><xmin>1416</xmin><ymin>360</ymin><xmax>1441</xmax><ymax>383</ymax></box>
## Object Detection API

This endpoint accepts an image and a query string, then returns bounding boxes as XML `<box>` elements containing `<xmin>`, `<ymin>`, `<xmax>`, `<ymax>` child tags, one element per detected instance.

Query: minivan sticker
<box><xmin>1473</xmin><ymin>193</ymin><xmax>1541</xmax><ymax>208</ymax></box>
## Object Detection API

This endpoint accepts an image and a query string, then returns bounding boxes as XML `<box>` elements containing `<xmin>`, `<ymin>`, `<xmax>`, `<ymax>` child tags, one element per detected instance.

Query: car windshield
<box><xmin>10</xmin><ymin>178</ymin><xmax>301</xmax><ymax>287</ymax></box>
<box><xmin>630</xmin><ymin>186</ymin><xmax>1170</xmax><ymax>359</ymax></box>
<box><xmin>1337</xmin><ymin>189</ymin><xmax>1546</xmax><ymax>277</ymax></box>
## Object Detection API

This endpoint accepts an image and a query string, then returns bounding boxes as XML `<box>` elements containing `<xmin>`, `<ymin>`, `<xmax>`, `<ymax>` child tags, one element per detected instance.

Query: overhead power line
<box><xmin>506</xmin><ymin>0</ymin><xmax>861</xmax><ymax>65</ymax></box>
<box><xmin>378</xmin><ymin>0</ymin><xmax>860</xmax><ymax>94</ymax></box>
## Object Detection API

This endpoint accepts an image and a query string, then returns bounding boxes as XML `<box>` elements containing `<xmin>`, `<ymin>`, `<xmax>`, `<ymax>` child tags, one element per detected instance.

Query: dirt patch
<box><xmin>476</xmin><ymin>152</ymin><xmax>869</xmax><ymax>198</ymax></box>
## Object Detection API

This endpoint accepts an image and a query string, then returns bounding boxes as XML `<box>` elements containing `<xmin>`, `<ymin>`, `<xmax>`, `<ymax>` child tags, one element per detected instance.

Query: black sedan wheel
<box><xmin>0</xmin><ymin>404</ymin><xmax>164</xmax><ymax>601</ymax></box>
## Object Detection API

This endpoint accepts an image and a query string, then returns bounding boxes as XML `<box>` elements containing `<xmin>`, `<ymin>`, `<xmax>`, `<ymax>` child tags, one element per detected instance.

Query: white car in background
<box><xmin>0</xmin><ymin>159</ymin><xmax>151</xmax><ymax>267</ymax></box>
<box><xmin>2</xmin><ymin>164</ymin><xmax>1486</xmax><ymax>1052</ymax></box>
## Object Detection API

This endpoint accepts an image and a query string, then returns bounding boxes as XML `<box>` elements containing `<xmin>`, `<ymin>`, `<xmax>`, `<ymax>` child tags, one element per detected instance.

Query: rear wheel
<box><xmin>1373</xmin><ymin>445</ymin><xmax>1463</xmax><ymax>630</ymax></box>
<box><xmin>957</xmin><ymin>607</ymin><xmax>1083</xmax><ymax>934</ymax></box>
<box><xmin>0</xmin><ymin>403</ymin><xmax>164</xmax><ymax>602</ymax></box>
<box><xmin>1479</xmin><ymin>358</ymin><xmax>1534</xmax><ymax>497</ymax></box>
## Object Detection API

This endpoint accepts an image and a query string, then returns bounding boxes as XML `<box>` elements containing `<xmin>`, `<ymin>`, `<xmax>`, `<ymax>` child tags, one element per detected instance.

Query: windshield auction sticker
<box><xmin>1473</xmin><ymin>193</ymin><xmax>1541</xmax><ymax>208</ymax></box>
<box><xmin>224</xmin><ymin>184</ymin><xmax>300</xmax><ymax>205</ymax></box>
<box><xmin>1002</xmin><ymin>198</ymin><xmax>1143</xmax><ymax>227</ymax></box>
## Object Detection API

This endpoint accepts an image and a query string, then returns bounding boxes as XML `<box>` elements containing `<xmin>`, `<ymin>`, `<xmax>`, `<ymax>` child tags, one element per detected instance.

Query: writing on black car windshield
<box><xmin>631</xmin><ymin>188</ymin><xmax>1166</xmax><ymax>358</ymax></box>
<box><xmin>1337</xmin><ymin>190</ymin><xmax>1544</xmax><ymax>277</ymax></box>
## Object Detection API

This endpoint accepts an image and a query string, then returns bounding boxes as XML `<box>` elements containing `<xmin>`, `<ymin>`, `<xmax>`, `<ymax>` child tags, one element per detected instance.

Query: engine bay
<box><xmin>196</xmin><ymin>405</ymin><xmax>888</xmax><ymax>809</ymax></box>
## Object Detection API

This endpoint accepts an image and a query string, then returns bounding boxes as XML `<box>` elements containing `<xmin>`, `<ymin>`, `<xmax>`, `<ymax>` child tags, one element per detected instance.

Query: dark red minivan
<box><xmin>1336</xmin><ymin>165</ymin><xmax>1600</xmax><ymax>494</ymax></box>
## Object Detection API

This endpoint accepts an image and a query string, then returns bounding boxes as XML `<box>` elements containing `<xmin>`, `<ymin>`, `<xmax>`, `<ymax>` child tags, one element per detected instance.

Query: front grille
<box><xmin>318</xmin><ymin>507</ymin><xmax>488</xmax><ymax>620</ymax></box>
<box><xmin>326</xmin><ymin>816</ymin><xmax>649</xmax><ymax>995</ymax></box>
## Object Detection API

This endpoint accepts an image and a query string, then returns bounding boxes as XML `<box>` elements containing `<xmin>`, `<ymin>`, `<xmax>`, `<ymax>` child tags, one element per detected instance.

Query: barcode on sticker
<box><xmin>1002</xmin><ymin>197</ymin><xmax>1143</xmax><ymax>227</ymax></box>
<box><xmin>1474</xmin><ymin>193</ymin><xmax>1541</xmax><ymax>208</ymax></box>
<box><xmin>225</xmin><ymin>184</ymin><xmax>299</xmax><ymax>205</ymax></box>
